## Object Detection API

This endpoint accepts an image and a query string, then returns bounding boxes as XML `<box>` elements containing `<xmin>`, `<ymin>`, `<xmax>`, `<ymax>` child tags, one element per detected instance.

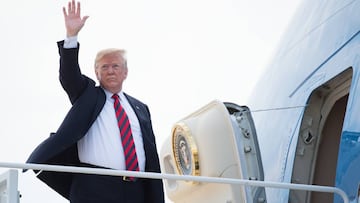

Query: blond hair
<box><xmin>94</xmin><ymin>48</ymin><xmax>127</xmax><ymax>69</ymax></box>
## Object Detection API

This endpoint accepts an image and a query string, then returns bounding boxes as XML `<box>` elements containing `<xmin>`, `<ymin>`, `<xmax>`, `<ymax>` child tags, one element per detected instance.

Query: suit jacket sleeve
<box><xmin>25</xmin><ymin>41</ymin><xmax>105</xmax><ymax>200</ymax></box>
<box><xmin>142</xmin><ymin>105</ymin><xmax>164</xmax><ymax>202</ymax></box>
<box><xmin>57</xmin><ymin>40</ymin><xmax>91</xmax><ymax>104</ymax></box>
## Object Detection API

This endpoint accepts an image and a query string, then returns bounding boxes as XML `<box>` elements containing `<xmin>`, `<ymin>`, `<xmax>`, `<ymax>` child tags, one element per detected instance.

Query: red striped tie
<box><xmin>112</xmin><ymin>94</ymin><xmax>139</xmax><ymax>180</ymax></box>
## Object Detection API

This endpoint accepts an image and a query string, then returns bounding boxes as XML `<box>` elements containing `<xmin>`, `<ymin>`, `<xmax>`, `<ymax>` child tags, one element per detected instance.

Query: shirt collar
<box><xmin>103</xmin><ymin>88</ymin><xmax>125</xmax><ymax>101</ymax></box>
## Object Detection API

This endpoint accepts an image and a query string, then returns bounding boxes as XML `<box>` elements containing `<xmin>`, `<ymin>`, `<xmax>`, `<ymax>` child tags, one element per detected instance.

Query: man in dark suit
<box><xmin>26</xmin><ymin>0</ymin><xmax>164</xmax><ymax>202</ymax></box>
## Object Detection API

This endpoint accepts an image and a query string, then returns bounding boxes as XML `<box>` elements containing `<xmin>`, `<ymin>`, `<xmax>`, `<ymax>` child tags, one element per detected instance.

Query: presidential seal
<box><xmin>172</xmin><ymin>122</ymin><xmax>200</xmax><ymax>179</ymax></box>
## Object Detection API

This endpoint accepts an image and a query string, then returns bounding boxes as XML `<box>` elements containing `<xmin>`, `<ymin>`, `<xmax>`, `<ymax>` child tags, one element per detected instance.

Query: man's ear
<box><xmin>95</xmin><ymin>68</ymin><xmax>101</xmax><ymax>80</ymax></box>
<box><xmin>123</xmin><ymin>67</ymin><xmax>128</xmax><ymax>79</ymax></box>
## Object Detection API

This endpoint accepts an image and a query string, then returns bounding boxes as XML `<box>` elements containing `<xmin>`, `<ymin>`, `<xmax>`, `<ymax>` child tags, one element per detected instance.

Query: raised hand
<box><xmin>63</xmin><ymin>0</ymin><xmax>89</xmax><ymax>37</ymax></box>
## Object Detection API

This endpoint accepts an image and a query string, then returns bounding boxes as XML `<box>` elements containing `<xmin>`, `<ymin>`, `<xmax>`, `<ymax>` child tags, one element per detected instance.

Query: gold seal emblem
<box><xmin>172</xmin><ymin>123</ymin><xmax>200</xmax><ymax>178</ymax></box>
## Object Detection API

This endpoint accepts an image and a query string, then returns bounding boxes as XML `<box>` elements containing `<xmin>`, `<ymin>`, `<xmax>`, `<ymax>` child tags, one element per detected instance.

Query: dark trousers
<box><xmin>69</xmin><ymin>165</ymin><xmax>145</xmax><ymax>203</ymax></box>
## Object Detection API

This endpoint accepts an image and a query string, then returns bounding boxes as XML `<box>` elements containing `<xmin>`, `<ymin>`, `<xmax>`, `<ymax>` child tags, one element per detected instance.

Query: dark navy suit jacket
<box><xmin>26</xmin><ymin>41</ymin><xmax>164</xmax><ymax>202</ymax></box>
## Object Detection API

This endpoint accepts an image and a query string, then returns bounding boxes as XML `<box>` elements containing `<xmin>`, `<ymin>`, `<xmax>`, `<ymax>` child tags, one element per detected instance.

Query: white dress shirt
<box><xmin>77</xmin><ymin>90</ymin><xmax>145</xmax><ymax>171</ymax></box>
<box><xmin>63</xmin><ymin>37</ymin><xmax>145</xmax><ymax>171</ymax></box>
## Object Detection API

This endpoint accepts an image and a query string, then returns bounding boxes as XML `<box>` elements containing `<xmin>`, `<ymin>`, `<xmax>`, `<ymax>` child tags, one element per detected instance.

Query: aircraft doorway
<box><xmin>289</xmin><ymin>68</ymin><xmax>352</xmax><ymax>203</ymax></box>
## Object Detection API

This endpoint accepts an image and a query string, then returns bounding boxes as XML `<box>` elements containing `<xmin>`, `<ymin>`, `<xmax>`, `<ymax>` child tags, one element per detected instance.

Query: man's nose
<box><xmin>106</xmin><ymin>66</ymin><xmax>116</xmax><ymax>73</ymax></box>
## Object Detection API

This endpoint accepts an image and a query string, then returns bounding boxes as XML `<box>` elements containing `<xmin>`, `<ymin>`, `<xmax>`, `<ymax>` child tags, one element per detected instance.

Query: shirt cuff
<box><xmin>64</xmin><ymin>36</ymin><xmax>78</xmax><ymax>48</ymax></box>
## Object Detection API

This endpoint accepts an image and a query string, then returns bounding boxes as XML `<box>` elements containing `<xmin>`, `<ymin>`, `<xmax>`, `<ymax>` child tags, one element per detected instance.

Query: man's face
<box><xmin>95</xmin><ymin>53</ymin><xmax>128</xmax><ymax>94</ymax></box>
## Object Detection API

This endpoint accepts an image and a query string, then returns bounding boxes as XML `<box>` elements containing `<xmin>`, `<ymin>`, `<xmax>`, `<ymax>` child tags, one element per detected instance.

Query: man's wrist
<box><xmin>64</xmin><ymin>36</ymin><xmax>78</xmax><ymax>48</ymax></box>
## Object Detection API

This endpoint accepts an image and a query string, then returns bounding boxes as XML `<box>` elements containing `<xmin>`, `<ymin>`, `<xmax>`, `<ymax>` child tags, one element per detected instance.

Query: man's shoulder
<box><xmin>124</xmin><ymin>93</ymin><xmax>147</xmax><ymax>107</ymax></box>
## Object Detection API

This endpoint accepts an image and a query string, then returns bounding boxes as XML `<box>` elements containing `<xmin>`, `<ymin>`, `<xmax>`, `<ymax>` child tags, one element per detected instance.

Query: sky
<box><xmin>0</xmin><ymin>0</ymin><xmax>301</xmax><ymax>202</ymax></box>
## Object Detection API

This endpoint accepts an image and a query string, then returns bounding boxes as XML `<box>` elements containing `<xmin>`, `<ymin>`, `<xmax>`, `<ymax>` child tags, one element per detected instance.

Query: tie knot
<box><xmin>112</xmin><ymin>94</ymin><xmax>120</xmax><ymax>101</ymax></box>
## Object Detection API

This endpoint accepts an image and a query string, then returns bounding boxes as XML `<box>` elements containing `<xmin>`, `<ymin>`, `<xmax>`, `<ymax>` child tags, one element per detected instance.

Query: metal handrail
<box><xmin>0</xmin><ymin>162</ymin><xmax>349</xmax><ymax>203</ymax></box>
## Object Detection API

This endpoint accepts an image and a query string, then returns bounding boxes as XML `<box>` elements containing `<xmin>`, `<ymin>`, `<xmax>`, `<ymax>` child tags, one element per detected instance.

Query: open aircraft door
<box><xmin>160</xmin><ymin>100</ymin><xmax>266</xmax><ymax>203</ymax></box>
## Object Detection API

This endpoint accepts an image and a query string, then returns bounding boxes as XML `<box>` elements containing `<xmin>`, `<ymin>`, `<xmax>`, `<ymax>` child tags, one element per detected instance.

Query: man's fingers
<box><xmin>71</xmin><ymin>0</ymin><xmax>76</xmax><ymax>12</ymax></box>
<box><xmin>77</xmin><ymin>2</ymin><xmax>81</xmax><ymax>16</ymax></box>
<box><xmin>67</xmin><ymin>0</ymin><xmax>78</xmax><ymax>14</ymax></box>
<box><xmin>63</xmin><ymin>1</ymin><xmax>88</xmax><ymax>22</ymax></box>
<box><xmin>64</xmin><ymin>0</ymin><xmax>83</xmax><ymax>16</ymax></box>
<box><xmin>62</xmin><ymin>7</ymin><xmax>66</xmax><ymax>17</ymax></box>
<box><xmin>68</xmin><ymin>1</ymin><xmax>72</xmax><ymax>14</ymax></box>
<box><xmin>82</xmin><ymin>16</ymin><xmax>89</xmax><ymax>23</ymax></box>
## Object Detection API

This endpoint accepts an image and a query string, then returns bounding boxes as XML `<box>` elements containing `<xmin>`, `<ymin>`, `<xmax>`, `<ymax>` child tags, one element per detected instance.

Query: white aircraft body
<box><xmin>160</xmin><ymin>0</ymin><xmax>360</xmax><ymax>202</ymax></box>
